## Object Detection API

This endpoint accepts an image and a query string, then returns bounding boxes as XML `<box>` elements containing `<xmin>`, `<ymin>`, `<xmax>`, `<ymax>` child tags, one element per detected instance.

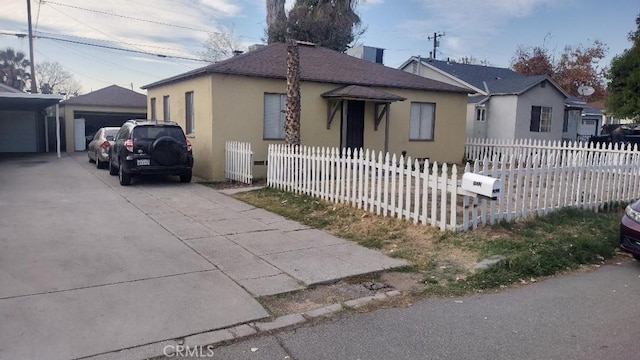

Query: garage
<box><xmin>72</xmin><ymin>111</ymin><xmax>146</xmax><ymax>151</ymax></box>
<box><xmin>0</xmin><ymin>83</ymin><xmax>63</xmax><ymax>154</ymax></box>
<box><xmin>60</xmin><ymin>85</ymin><xmax>147</xmax><ymax>152</ymax></box>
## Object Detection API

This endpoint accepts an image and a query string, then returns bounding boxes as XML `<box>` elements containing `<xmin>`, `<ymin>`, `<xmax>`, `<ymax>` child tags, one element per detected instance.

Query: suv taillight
<box><xmin>125</xmin><ymin>139</ymin><xmax>134</xmax><ymax>152</ymax></box>
<box><xmin>100</xmin><ymin>141</ymin><xmax>110</xmax><ymax>149</ymax></box>
<box><xmin>186</xmin><ymin>139</ymin><xmax>192</xmax><ymax>152</ymax></box>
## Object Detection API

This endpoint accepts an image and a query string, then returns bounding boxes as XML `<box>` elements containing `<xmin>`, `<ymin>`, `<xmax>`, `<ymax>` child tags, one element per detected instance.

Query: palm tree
<box><xmin>0</xmin><ymin>48</ymin><xmax>31</xmax><ymax>92</ymax></box>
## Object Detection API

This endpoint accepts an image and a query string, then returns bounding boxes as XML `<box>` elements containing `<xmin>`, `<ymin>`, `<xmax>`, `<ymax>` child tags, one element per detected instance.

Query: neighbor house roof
<box><xmin>402</xmin><ymin>57</ymin><xmax>569</xmax><ymax>98</ymax></box>
<box><xmin>142</xmin><ymin>43</ymin><xmax>471</xmax><ymax>94</ymax></box>
<box><xmin>417</xmin><ymin>58</ymin><xmax>524</xmax><ymax>91</ymax></box>
<box><xmin>61</xmin><ymin>85</ymin><xmax>146</xmax><ymax>108</ymax></box>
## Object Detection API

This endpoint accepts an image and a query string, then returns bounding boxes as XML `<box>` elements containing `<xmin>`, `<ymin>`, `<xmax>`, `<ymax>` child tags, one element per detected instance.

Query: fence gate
<box><xmin>225</xmin><ymin>141</ymin><xmax>253</xmax><ymax>184</ymax></box>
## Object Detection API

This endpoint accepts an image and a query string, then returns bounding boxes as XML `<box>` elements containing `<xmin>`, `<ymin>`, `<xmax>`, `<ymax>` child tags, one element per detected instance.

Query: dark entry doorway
<box><xmin>342</xmin><ymin>100</ymin><xmax>364</xmax><ymax>150</ymax></box>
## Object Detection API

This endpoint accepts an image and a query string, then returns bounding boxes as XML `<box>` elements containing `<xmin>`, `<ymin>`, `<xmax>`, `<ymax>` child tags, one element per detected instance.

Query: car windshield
<box><xmin>133</xmin><ymin>126</ymin><xmax>185</xmax><ymax>142</ymax></box>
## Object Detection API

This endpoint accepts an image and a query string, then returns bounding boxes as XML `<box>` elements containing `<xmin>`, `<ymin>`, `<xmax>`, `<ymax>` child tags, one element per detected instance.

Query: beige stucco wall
<box><xmin>147</xmin><ymin>73</ymin><xmax>467</xmax><ymax>181</ymax></box>
<box><xmin>62</xmin><ymin>104</ymin><xmax>146</xmax><ymax>153</ymax></box>
<box><xmin>146</xmin><ymin>76</ymin><xmax>214</xmax><ymax>178</ymax></box>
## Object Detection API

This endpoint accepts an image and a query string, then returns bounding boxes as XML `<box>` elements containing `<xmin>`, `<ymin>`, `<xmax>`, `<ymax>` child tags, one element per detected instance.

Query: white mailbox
<box><xmin>460</xmin><ymin>173</ymin><xmax>501</xmax><ymax>200</ymax></box>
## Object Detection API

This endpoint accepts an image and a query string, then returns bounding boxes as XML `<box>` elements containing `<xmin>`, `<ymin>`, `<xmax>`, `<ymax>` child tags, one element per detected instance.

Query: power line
<box><xmin>37</xmin><ymin>34</ymin><xmax>210</xmax><ymax>62</ymax></box>
<box><xmin>43</xmin><ymin>1</ymin><xmax>219</xmax><ymax>34</ymax></box>
<box><xmin>34</xmin><ymin>30</ymin><xmax>197</xmax><ymax>54</ymax></box>
<box><xmin>0</xmin><ymin>31</ymin><xmax>210</xmax><ymax>62</ymax></box>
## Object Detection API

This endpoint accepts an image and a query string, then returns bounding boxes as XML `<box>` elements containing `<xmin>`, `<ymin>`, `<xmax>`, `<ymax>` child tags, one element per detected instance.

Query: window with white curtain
<box><xmin>409</xmin><ymin>102</ymin><xmax>435</xmax><ymax>141</ymax></box>
<box><xmin>263</xmin><ymin>93</ymin><xmax>286</xmax><ymax>140</ymax></box>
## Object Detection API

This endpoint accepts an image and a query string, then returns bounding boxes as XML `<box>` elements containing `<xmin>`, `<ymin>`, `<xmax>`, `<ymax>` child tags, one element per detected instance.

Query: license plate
<box><xmin>137</xmin><ymin>159</ymin><xmax>150</xmax><ymax>166</ymax></box>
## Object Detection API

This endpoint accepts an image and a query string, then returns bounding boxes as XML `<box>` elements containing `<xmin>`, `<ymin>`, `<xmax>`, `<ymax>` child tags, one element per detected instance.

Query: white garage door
<box><xmin>0</xmin><ymin>111</ymin><xmax>37</xmax><ymax>152</ymax></box>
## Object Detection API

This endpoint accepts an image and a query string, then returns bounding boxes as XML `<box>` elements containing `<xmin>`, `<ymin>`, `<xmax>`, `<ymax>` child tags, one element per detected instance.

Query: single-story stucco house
<box><xmin>142</xmin><ymin>42</ymin><xmax>471</xmax><ymax>181</ymax></box>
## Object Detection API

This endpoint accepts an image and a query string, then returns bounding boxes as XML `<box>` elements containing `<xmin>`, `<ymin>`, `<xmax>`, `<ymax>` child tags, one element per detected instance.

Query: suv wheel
<box><xmin>118</xmin><ymin>161</ymin><xmax>132</xmax><ymax>186</ymax></box>
<box><xmin>179</xmin><ymin>171</ymin><xmax>192</xmax><ymax>183</ymax></box>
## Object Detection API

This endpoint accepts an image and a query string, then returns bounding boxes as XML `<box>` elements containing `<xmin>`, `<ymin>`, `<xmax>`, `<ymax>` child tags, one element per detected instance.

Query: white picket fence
<box><xmin>225</xmin><ymin>141</ymin><xmax>253</xmax><ymax>184</ymax></box>
<box><xmin>465</xmin><ymin>137</ymin><xmax>640</xmax><ymax>163</ymax></box>
<box><xmin>267</xmin><ymin>141</ymin><xmax>640</xmax><ymax>231</ymax></box>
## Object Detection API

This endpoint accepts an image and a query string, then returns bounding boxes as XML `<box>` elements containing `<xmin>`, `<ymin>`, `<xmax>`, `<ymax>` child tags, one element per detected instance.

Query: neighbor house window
<box><xmin>150</xmin><ymin>97</ymin><xmax>156</xmax><ymax>120</ymax></box>
<box><xmin>263</xmin><ymin>93</ymin><xmax>286</xmax><ymax>140</ymax></box>
<box><xmin>475</xmin><ymin>106</ymin><xmax>486</xmax><ymax>122</ymax></box>
<box><xmin>409</xmin><ymin>102</ymin><xmax>435</xmax><ymax>141</ymax></box>
<box><xmin>185</xmin><ymin>91</ymin><xmax>194</xmax><ymax>135</ymax></box>
<box><xmin>530</xmin><ymin>105</ymin><xmax>552</xmax><ymax>133</ymax></box>
<box><xmin>163</xmin><ymin>95</ymin><xmax>170</xmax><ymax>121</ymax></box>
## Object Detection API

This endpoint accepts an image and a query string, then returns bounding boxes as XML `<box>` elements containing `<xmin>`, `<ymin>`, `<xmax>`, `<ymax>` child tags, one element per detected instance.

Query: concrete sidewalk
<box><xmin>0</xmin><ymin>153</ymin><xmax>406</xmax><ymax>360</ymax></box>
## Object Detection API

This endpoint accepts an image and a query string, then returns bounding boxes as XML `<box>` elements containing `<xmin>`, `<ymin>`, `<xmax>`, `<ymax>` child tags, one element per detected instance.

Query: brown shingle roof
<box><xmin>62</xmin><ymin>85</ymin><xmax>146</xmax><ymax>108</ymax></box>
<box><xmin>142</xmin><ymin>43</ymin><xmax>471</xmax><ymax>94</ymax></box>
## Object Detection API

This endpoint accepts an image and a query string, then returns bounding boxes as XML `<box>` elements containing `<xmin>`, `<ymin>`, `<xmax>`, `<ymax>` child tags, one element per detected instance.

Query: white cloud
<box><xmin>0</xmin><ymin>0</ymin><xmax>246</xmax><ymax>59</ymax></box>
<box><xmin>396</xmin><ymin>0</ymin><xmax>563</xmax><ymax>60</ymax></box>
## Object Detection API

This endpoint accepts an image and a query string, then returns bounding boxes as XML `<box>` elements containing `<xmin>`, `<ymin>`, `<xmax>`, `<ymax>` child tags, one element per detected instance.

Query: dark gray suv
<box><xmin>108</xmin><ymin>120</ymin><xmax>194</xmax><ymax>186</ymax></box>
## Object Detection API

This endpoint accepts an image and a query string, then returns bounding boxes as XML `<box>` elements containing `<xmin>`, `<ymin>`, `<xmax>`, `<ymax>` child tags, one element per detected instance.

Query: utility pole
<box><xmin>427</xmin><ymin>32</ymin><xmax>445</xmax><ymax>60</ymax></box>
<box><xmin>27</xmin><ymin>0</ymin><xmax>37</xmax><ymax>93</ymax></box>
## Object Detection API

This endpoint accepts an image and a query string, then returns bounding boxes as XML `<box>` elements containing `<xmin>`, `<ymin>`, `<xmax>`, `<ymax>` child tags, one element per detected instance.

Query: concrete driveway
<box><xmin>0</xmin><ymin>153</ymin><xmax>405</xmax><ymax>359</ymax></box>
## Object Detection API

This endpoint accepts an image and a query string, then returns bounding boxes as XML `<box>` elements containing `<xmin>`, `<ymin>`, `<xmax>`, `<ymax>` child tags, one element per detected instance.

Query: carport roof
<box><xmin>0</xmin><ymin>89</ymin><xmax>63</xmax><ymax>111</ymax></box>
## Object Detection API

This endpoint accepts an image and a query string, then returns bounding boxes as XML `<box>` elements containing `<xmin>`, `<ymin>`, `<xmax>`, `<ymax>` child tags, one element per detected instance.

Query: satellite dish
<box><xmin>577</xmin><ymin>85</ymin><xmax>595</xmax><ymax>96</ymax></box>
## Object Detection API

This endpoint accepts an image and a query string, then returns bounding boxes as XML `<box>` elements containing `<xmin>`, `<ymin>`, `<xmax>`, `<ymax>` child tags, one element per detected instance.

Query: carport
<box><xmin>0</xmin><ymin>85</ymin><xmax>63</xmax><ymax>157</ymax></box>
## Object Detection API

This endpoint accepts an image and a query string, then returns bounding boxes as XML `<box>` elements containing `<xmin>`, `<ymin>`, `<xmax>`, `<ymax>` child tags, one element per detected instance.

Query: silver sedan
<box><xmin>87</xmin><ymin>127</ymin><xmax>120</xmax><ymax>169</ymax></box>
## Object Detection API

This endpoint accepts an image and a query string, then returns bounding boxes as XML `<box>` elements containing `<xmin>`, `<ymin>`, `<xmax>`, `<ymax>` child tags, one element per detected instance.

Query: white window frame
<box><xmin>263</xmin><ymin>93</ymin><xmax>286</xmax><ymax>140</ymax></box>
<box><xmin>475</xmin><ymin>106</ymin><xmax>486</xmax><ymax>122</ymax></box>
<box><xmin>185</xmin><ymin>91</ymin><xmax>194</xmax><ymax>135</ymax></box>
<box><xmin>530</xmin><ymin>105</ymin><xmax>552</xmax><ymax>133</ymax></box>
<box><xmin>409</xmin><ymin>102</ymin><xmax>435</xmax><ymax>141</ymax></box>
<box><xmin>540</xmin><ymin>106</ymin><xmax>552</xmax><ymax>132</ymax></box>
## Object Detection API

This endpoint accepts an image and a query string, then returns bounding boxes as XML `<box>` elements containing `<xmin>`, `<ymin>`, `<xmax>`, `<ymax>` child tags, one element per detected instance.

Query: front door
<box><xmin>342</xmin><ymin>100</ymin><xmax>365</xmax><ymax>151</ymax></box>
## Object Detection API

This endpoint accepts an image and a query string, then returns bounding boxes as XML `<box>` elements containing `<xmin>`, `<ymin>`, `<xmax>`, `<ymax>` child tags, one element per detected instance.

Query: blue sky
<box><xmin>1</xmin><ymin>0</ymin><xmax>639</xmax><ymax>95</ymax></box>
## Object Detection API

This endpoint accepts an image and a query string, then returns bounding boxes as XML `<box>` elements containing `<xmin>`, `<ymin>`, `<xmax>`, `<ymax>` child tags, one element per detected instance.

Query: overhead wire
<box><xmin>42</xmin><ymin>4</ymin><xmax>195</xmax><ymax>69</ymax></box>
<box><xmin>34</xmin><ymin>48</ymin><xmax>114</xmax><ymax>87</ymax></box>
<box><xmin>42</xmin><ymin>1</ymin><xmax>219</xmax><ymax>34</ymax></box>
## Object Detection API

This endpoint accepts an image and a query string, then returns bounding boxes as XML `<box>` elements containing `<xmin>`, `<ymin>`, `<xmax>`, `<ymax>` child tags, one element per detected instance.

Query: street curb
<box><xmin>91</xmin><ymin>290</ymin><xmax>403</xmax><ymax>360</ymax></box>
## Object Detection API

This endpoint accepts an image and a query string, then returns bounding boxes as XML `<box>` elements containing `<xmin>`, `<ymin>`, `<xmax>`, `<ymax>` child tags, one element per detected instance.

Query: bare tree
<box><xmin>36</xmin><ymin>61</ymin><xmax>82</xmax><ymax>97</ymax></box>
<box><xmin>201</xmin><ymin>25</ymin><xmax>243</xmax><ymax>62</ymax></box>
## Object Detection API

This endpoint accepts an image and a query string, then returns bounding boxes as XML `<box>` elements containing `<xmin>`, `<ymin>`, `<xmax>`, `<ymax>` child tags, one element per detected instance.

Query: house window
<box><xmin>530</xmin><ymin>106</ymin><xmax>552</xmax><ymax>133</ymax></box>
<box><xmin>475</xmin><ymin>106</ymin><xmax>486</xmax><ymax>122</ymax></box>
<box><xmin>185</xmin><ymin>91</ymin><xmax>194</xmax><ymax>135</ymax></box>
<box><xmin>264</xmin><ymin>93</ymin><xmax>286</xmax><ymax>140</ymax></box>
<box><xmin>150</xmin><ymin>98</ymin><xmax>156</xmax><ymax>120</ymax></box>
<box><xmin>163</xmin><ymin>95</ymin><xmax>170</xmax><ymax>121</ymax></box>
<box><xmin>409</xmin><ymin>102</ymin><xmax>435</xmax><ymax>141</ymax></box>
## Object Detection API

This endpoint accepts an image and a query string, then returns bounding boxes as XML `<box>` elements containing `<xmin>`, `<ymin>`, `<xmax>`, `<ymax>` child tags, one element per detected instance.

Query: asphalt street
<box><xmin>185</xmin><ymin>260</ymin><xmax>640</xmax><ymax>360</ymax></box>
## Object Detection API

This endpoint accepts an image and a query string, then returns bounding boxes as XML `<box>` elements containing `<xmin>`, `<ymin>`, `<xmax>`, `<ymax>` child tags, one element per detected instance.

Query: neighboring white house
<box><xmin>399</xmin><ymin>57</ymin><xmax>574</xmax><ymax>141</ymax></box>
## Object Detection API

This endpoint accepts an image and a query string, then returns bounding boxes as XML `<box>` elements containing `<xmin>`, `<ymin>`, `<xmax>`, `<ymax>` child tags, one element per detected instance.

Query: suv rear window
<box><xmin>132</xmin><ymin>126</ymin><xmax>186</xmax><ymax>142</ymax></box>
